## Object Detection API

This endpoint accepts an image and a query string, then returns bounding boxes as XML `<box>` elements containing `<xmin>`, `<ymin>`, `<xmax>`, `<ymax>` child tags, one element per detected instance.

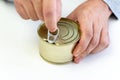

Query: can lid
<box><xmin>38</xmin><ymin>18</ymin><xmax>80</xmax><ymax>45</ymax></box>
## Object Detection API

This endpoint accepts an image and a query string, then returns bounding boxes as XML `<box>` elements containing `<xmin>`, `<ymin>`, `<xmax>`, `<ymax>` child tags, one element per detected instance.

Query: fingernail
<box><xmin>50</xmin><ymin>27</ymin><xmax>57</xmax><ymax>32</ymax></box>
<box><xmin>74</xmin><ymin>57</ymin><xmax>83</xmax><ymax>63</ymax></box>
<box><xmin>75</xmin><ymin>59</ymin><xmax>80</xmax><ymax>64</ymax></box>
<box><xmin>75</xmin><ymin>60</ymin><xmax>80</xmax><ymax>64</ymax></box>
<box><xmin>73</xmin><ymin>50</ymin><xmax>79</xmax><ymax>57</ymax></box>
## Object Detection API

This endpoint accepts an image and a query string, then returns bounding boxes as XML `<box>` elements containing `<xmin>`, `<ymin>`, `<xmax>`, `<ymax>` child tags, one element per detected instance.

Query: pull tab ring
<box><xmin>47</xmin><ymin>29</ymin><xmax>59</xmax><ymax>44</ymax></box>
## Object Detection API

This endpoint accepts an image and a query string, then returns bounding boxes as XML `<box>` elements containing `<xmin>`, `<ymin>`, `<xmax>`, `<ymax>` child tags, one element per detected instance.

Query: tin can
<box><xmin>37</xmin><ymin>18</ymin><xmax>80</xmax><ymax>64</ymax></box>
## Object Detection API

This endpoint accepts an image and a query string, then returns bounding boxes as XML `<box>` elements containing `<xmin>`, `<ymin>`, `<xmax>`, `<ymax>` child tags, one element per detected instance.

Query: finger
<box><xmin>81</xmin><ymin>19</ymin><xmax>102</xmax><ymax>55</ymax></box>
<box><xmin>73</xmin><ymin>17</ymin><xmax>93</xmax><ymax>57</ymax></box>
<box><xmin>31</xmin><ymin>0</ymin><xmax>43</xmax><ymax>20</ymax></box>
<box><xmin>43</xmin><ymin>0</ymin><xmax>58</xmax><ymax>32</ymax></box>
<box><xmin>23</xmin><ymin>0</ymin><xmax>38</xmax><ymax>20</ymax></box>
<box><xmin>56</xmin><ymin>0</ymin><xmax>62</xmax><ymax>21</ymax></box>
<box><xmin>74</xmin><ymin>20</ymin><xmax>102</xmax><ymax>63</ymax></box>
<box><xmin>14</xmin><ymin>0</ymin><xmax>29</xmax><ymax>19</ymax></box>
<box><xmin>91</xmin><ymin>22</ymin><xmax>110</xmax><ymax>54</ymax></box>
<box><xmin>74</xmin><ymin>20</ymin><xmax>109</xmax><ymax>63</ymax></box>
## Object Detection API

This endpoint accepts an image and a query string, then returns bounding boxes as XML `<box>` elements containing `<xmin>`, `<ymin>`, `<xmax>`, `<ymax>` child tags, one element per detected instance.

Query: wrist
<box><xmin>102</xmin><ymin>0</ymin><xmax>112</xmax><ymax>15</ymax></box>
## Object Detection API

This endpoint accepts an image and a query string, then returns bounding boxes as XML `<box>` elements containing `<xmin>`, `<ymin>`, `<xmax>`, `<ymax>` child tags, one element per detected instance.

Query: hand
<box><xmin>14</xmin><ymin>0</ymin><xmax>62</xmax><ymax>32</ymax></box>
<box><xmin>67</xmin><ymin>0</ymin><xmax>112</xmax><ymax>63</ymax></box>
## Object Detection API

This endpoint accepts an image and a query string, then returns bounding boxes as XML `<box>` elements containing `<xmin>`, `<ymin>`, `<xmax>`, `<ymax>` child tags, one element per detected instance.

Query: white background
<box><xmin>0</xmin><ymin>0</ymin><xmax>120</xmax><ymax>80</ymax></box>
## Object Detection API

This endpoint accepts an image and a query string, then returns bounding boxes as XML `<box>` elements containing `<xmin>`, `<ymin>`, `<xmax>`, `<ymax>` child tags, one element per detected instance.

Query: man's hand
<box><xmin>67</xmin><ymin>0</ymin><xmax>112</xmax><ymax>63</ymax></box>
<box><xmin>14</xmin><ymin>0</ymin><xmax>62</xmax><ymax>32</ymax></box>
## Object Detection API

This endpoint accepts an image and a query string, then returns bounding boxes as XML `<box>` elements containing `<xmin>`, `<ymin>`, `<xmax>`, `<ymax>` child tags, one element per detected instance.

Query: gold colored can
<box><xmin>37</xmin><ymin>18</ymin><xmax>80</xmax><ymax>64</ymax></box>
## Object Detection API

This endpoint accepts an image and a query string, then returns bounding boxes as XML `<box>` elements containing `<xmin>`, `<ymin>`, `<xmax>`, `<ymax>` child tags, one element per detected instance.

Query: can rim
<box><xmin>37</xmin><ymin>18</ymin><xmax>81</xmax><ymax>46</ymax></box>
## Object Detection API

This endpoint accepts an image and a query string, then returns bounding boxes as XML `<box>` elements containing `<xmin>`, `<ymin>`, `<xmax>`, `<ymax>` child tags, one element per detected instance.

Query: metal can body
<box><xmin>39</xmin><ymin>38</ymin><xmax>74</xmax><ymax>63</ymax></box>
<box><xmin>37</xmin><ymin>18</ymin><xmax>80</xmax><ymax>64</ymax></box>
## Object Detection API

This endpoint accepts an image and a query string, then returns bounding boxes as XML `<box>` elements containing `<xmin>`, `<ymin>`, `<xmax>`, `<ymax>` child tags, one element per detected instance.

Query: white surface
<box><xmin>0</xmin><ymin>0</ymin><xmax>120</xmax><ymax>80</ymax></box>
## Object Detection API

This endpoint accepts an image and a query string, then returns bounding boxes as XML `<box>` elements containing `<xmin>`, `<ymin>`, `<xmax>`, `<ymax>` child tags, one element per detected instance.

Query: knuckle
<box><xmin>31</xmin><ymin>18</ymin><xmax>39</xmax><ymax>21</ymax></box>
<box><xmin>44</xmin><ymin>11</ymin><xmax>54</xmax><ymax>17</ymax></box>
<box><xmin>104</xmin><ymin>42</ymin><xmax>110</xmax><ymax>48</ymax></box>
<box><xmin>85</xmin><ymin>30</ymin><xmax>93</xmax><ymax>39</ymax></box>
<box><xmin>19</xmin><ymin>14</ymin><xmax>29</xmax><ymax>20</ymax></box>
<box><xmin>81</xmin><ymin>9</ymin><xmax>91</xmax><ymax>19</ymax></box>
<box><xmin>29</xmin><ymin>13</ymin><xmax>38</xmax><ymax>21</ymax></box>
<box><xmin>81</xmin><ymin>9</ymin><xmax>89</xmax><ymax>16</ymax></box>
<box><xmin>23</xmin><ymin>17</ymin><xmax>29</xmax><ymax>20</ymax></box>
<box><xmin>80</xmin><ymin>9</ymin><xmax>92</xmax><ymax>20</ymax></box>
<box><xmin>91</xmin><ymin>39</ymin><xmax>98</xmax><ymax>46</ymax></box>
<box><xmin>100</xmin><ymin>39</ymin><xmax>110</xmax><ymax>48</ymax></box>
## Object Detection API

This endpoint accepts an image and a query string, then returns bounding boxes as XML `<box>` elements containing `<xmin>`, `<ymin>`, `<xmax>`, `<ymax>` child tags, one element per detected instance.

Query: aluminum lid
<box><xmin>38</xmin><ymin>18</ymin><xmax>80</xmax><ymax>45</ymax></box>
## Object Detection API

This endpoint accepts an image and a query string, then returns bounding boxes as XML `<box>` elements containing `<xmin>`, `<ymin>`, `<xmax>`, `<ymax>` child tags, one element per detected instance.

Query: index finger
<box><xmin>43</xmin><ymin>0</ymin><xmax>58</xmax><ymax>32</ymax></box>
